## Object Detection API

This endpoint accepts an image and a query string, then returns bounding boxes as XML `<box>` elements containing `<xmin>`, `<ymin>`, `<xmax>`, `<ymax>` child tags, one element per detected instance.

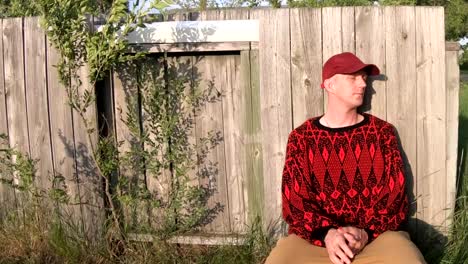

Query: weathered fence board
<box><xmin>0</xmin><ymin>20</ymin><xmax>6</xmax><ymax>139</ymax></box>
<box><xmin>195</xmin><ymin>54</ymin><xmax>231</xmax><ymax>233</ymax></box>
<box><xmin>24</xmin><ymin>17</ymin><xmax>54</xmax><ymax>191</ymax></box>
<box><xmin>201</xmin><ymin>8</ymin><xmax>250</xmax><ymax>233</ymax></box>
<box><xmin>3</xmin><ymin>18</ymin><xmax>30</xmax><ymax>216</ymax></box>
<box><xmin>172</xmin><ymin>55</ymin><xmax>199</xmax><ymax>229</ymax></box>
<box><xmin>384</xmin><ymin>6</ymin><xmax>418</xmax><ymax>218</ymax></box>
<box><xmin>384</xmin><ymin>7</ymin><xmax>417</xmax><ymax>225</ymax></box>
<box><xmin>322</xmin><ymin>7</ymin><xmax>355</xmax><ymax>111</ymax></box>
<box><xmin>445</xmin><ymin>43</ymin><xmax>460</xmax><ymax>226</ymax></box>
<box><xmin>415</xmin><ymin>7</ymin><xmax>447</xmax><ymax>231</ymax></box>
<box><xmin>113</xmin><ymin>63</ymin><xmax>142</xmax><ymax>230</ymax></box>
<box><xmin>355</xmin><ymin>7</ymin><xmax>386</xmax><ymax>118</ymax></box>
<box><xmin>251</xmin><ymin>8</ymin><xmax>292</xmax><ymax>227</ymax></box>
<box><xmin>290</xmin><ymin>8</ymin><xmax>323</xmax><ymax>127</ymax></box>
<box><xmin>0</xmin><ymin>19</ymin><xmax>7</xmax><ymax>142</ymax></box>
<box><xmin>46</xmin><ymin>42</ymin><xmax>83</xmax><ymax>229</ymax></box>
<box><xmin>0</xmin><ymin>19</ymin><xmax>16</xmax><ymax>217</ymax></box>
<box><xmin>342</xmin><ymin>7</ymin><xmax>355</xmax><ymax>53</ymax></box>
<box><xmin>3</xmin><ymin>18</ymin><xmax>29</xmax><ymax>158</ymax></box>
<box><xmin>244</xmin><ymin>49</ymin><xmax>264</xmax><ymax>223</ymax></box>
<box><xmin>73</xmin><ymin>64</ymin><xmax>104</xmax><ymax>238</ymax></box>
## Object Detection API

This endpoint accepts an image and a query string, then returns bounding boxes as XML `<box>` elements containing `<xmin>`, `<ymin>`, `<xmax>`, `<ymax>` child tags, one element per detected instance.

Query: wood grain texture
<box><xmin>201</xmin><ymin>8</ymin><xmax>249</xmax><ymax>233</ymax></box>
<box><xmin>113</xmin><ymin>63</ymin><xmax>143</xmax><ymax>230</ymax></box>
<box><xmin>195</xmin><ymin>54</ymin><xmax>231</xmax><ymax>234</ymax></box>
<box><xmin>24</xmin><ymin>17</ymin><xmax>54</xmax><ymax>191</ymax></box>
<box><xmin>445</xmin><ymin>48</ymin><xmax>459</xmax><ymax>228</ymax></box>
<box><xmin>250</xmin><ymin>9</ymin><xmax>292</xmax><ymax>228</ymax></box>
<box><xmin>73</xmin><ymin>63</ymin><xmax>103</xmax><ymax>239</ymax></box>
<box><xmin>355</xmin><ymin>7</ymin><xmax>386</xmax><ymax>119</ymax></box>
<box><xmin>341</xmin><ymin>7</ymin><xmax>355</xmax><ymax>53</ymax></box>
<box><xmin>0</xmin><ymin>19</ymin><xmax>7</xmax><ymax>141</ymax></box>
<box><xmin>0</xmin><ymin>19</ymin><xmax>16</xmax><ymax>216</ymax></box>
<box><xmin>416</xmin><ymin>7</ymin><xmax>447</xmax><ymax>230</ymax></box>
<box><xmin>445</xmin><ymin>42</ymin><xmax>460</xmax><ymax>51</ymax></box>
<box><xmin>46</xmin><ymin>41</ymin><xmax>83</xmax><ymax>231</ymax></box>
<box><xmin>322</xmin><ymin>7</ymin><xmax>343</xmax><ymax>112</ymax></box>
<box><xmin>290</xmin><ymin>8</ymin><xmax>323</xmax><ymax>128</ymax></box>
<box><xmin>243</xmin><ymin>49</ymin><xmax>265</xmax><ymax>224</ymax></box>
<box><xmin>3</xmin><ymin>18</ymin><xmax>29</xmax><ymax>156</ymax></box>
<box><xmin>218</xmin><ymin>54</ymin><xmax>247</xmax><ymax>233</ymax></box>
<box><xmin>384</xmin><ymin>6</ymin><xmax>417</xmax><ymax>218</ymax></box>
<box><xmin>3</xmin><ymin>18</ymin><xmax>30</xmax><ymax>214</ymax></box>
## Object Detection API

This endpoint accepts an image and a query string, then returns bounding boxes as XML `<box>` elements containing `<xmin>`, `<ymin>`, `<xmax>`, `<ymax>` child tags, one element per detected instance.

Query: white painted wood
<box><xmin>128</xmin><ymin>233</ymin><xmax>247</xmax><ymax>245</ymax></box>
<box><xmin>107</xmin><ymin>20</ymin><xmax>259</xmax><ymax>44</ymax></box>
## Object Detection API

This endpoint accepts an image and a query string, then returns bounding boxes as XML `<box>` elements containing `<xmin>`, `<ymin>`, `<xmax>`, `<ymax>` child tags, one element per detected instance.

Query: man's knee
<box><xmin>376</xmin><ymin>231</ymin><xmax>411</xmax><ymax>243</ymax></box>
<box><xmin>265</xmin><ymin>234</ymin><xmax>330</xmax><ymax>264</ymax></box>
<box><xmin>368</xmin><ymin>231</ymin><xmax>426</xmax><ymax>264</ymax></box>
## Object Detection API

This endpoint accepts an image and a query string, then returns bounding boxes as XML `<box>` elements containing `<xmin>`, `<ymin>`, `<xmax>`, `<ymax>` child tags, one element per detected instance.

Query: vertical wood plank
<box><xmin>355</xmin><ymin>6</ymin><xmax>386</xmax><ymax>118</ymax></box>
<box><xmin>218</xmin><ymin>55</ymin><xmax>246</xmax><ymax>233</ymax></box>
<box><xmin>166</xmin><ymin>55</ymin><xmax>199</xmax><ymax>231</ymax></box>
<box><xmin>195</xmin><ymin>54</ymin><xmax>231</xmax><ymax>234</ymax></box>
<box><xmin>445</xmin><ymin>45</ymin><xmax>459</xmax><ymax>228</ymax></box>
<box><xmin>3</xmin><ymin>18</ymin><xmax>29</xmax><ymax>216</ymax></box>
<box><xmin>0</xmin><ymin>19</ymin><xmax>7</xmax><ymax>143</ymax></box>
<box><xmin>322</xmin><ymin>7</ymin><xmax>343</xmax><ymax>61</ymax></box>
<box><xmin>384</xmin><ymin>6</ymin><xmax>417</xmax><ymax>220</ymax></box>
<box><xmin>200</xmin><ymin>8</ymin><xmax>249</xmax><ymax>20</ymax></box>
<box><xmin>139</xmin><ymin>57</ymin><xmax>171</xmax><ymax>230</ymax></box>
<box><xmin>0</xmin><ymin>18</ymin><xmax>16</xmax><ymax>217</ymax></box>
<box><xmin>244</xmin><ymin>49</ymin><xmax>265</xmax><ymax>225</ymax></box>
<box><xmin>113</xmin><ymin>63</ymin><xmax>143</xmax><ymax>230</ymax></box>
<box><xmin>251</xmin><ymin>8</ymin><xmax>292</xmax><ymax>228</ymax></box>
<box><xmin>73</xmin><ymin>64</ymin><xmax>103</xmax><ymax>239</ymax></box>
<box><xmin>46</xmin><ymin>41</ymin><xmax>83</xmax><ymax>231</ymax></box>
<box><xmin>341</xmin><ymin>7</ymin><xmax>355</xmax><ymax>53</ymax></box>
<box><xmin>3</xmin><ymin>18</ymin><xmax>30</xmax><ymax>158</ymax></box>
<box><xmin>322</xmin><ymin>7</ymin><xmax>344</xmax><ymax>111</ymax></box>
<box><xmin>290</xmin><ymin>8</ymin><xmax>323</xmax><ymax>128</ymax></box>
<box><xmin>24</xmin><ymin>17</ymin><xmax>54</xmax><ymax>191</ymax></box>
<box><xmin>201</xmin><ymin>8</ymin><xmax>249</xmax><ymax>233</ymax></box>
<box><xmin>416</xmin><ymin>7</ymin><xmax>447</xmax><ymax>231</ymax></box>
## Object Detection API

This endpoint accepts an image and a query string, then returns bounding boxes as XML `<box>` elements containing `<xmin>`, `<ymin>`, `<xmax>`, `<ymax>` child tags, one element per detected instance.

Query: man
<box><xmin>265</xmin><ymin>52</ymin><xmax>426</xmax><ymax>264</ymax></box>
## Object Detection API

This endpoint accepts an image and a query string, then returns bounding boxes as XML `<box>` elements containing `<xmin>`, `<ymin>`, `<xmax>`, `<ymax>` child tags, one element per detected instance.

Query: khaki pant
<box><xmin>265</xmin><ymin>231</ymin><xmax>426</xmax><ymax>264</ymax></box>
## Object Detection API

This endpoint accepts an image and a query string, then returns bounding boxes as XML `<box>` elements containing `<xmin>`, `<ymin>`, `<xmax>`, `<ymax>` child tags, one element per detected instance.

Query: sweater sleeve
<box><xmin>281</xmin><ymin>130</ymin><xmax>340</xmax><ymax>247</ymax></box>
<box><xmin>368</xmin><ymin>124</ymin><xmax>409</xmax><ymax>240</ymax></box>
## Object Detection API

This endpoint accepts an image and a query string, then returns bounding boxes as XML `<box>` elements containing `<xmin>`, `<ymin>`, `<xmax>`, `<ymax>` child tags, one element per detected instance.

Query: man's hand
<box><xmin>337</xmin><ymin>226</ymin><xmax>368</xmax><ymax>254</ymax></box>
<box><xmin>324</xmin><ymin>228</ymin><xmax>354</xmax><ymax>264</ymax></box>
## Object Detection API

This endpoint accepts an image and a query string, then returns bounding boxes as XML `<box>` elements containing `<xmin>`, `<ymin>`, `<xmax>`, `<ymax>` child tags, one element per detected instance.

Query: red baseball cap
<box><xmin>321</xmin><ymin>52</ymin><xmax>380</xmax><ymax>88</ymax></box>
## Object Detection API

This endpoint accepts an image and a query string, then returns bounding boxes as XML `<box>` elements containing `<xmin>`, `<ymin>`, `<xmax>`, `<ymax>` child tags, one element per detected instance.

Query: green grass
<box><xmin>437</xmin><ymin>81</ymin><xmax>468</xmax><ymax>264</ymax></box>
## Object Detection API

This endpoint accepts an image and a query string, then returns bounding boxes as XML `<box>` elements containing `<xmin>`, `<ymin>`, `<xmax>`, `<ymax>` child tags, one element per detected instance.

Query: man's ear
<box><xmin>323</xmin><ymin>78</ymin><xmax>335</xmax><ymax>94</ymax></box>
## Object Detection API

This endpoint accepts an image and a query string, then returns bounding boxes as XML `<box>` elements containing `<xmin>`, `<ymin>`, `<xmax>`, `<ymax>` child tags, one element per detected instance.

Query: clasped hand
<box><xmin>324</xmin><ymin>226</ymin><xmax>369</xmax><ymax>264</ymax></box>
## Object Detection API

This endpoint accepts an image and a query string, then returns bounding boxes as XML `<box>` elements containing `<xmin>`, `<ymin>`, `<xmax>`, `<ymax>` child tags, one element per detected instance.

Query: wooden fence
<box><xmin>0</xmin><ymin>7</ymin><xmax>461</xmax><ymax>242</ymax></box>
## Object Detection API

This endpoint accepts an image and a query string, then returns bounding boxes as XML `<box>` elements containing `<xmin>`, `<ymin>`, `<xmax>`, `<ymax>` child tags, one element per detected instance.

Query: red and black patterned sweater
<box><xmin>282</xmin><ymin>113</ymin><xmax>409</xmax><ymax>247</ymax></box>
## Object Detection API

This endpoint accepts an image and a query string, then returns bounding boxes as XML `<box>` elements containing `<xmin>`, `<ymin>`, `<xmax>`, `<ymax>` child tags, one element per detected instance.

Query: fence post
<box><xmin>445</xmin><ymin>41</ymin><xmax>460</xmax><ymax>230</ymax></box>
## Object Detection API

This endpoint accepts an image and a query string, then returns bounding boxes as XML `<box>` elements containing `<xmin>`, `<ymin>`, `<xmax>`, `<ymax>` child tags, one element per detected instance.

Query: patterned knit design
<box><xmin>282</xmin><ymin>114</ymin><xmax>408</xmax><ymax>247</ymax></box>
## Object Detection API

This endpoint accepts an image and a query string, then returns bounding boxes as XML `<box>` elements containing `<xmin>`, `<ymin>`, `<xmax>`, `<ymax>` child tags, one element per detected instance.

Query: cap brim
<box><xmin>362</xmin><ymin>64</ymin><xmax>380</xmax><ymax>76</ymax></box>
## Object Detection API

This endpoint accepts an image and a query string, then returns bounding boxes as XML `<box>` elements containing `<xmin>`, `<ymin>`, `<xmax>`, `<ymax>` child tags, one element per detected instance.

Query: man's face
<box><xmin>327</xmin><ymin>70</ymin><xmax>368</xmax><ymax>109</ymax></box>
